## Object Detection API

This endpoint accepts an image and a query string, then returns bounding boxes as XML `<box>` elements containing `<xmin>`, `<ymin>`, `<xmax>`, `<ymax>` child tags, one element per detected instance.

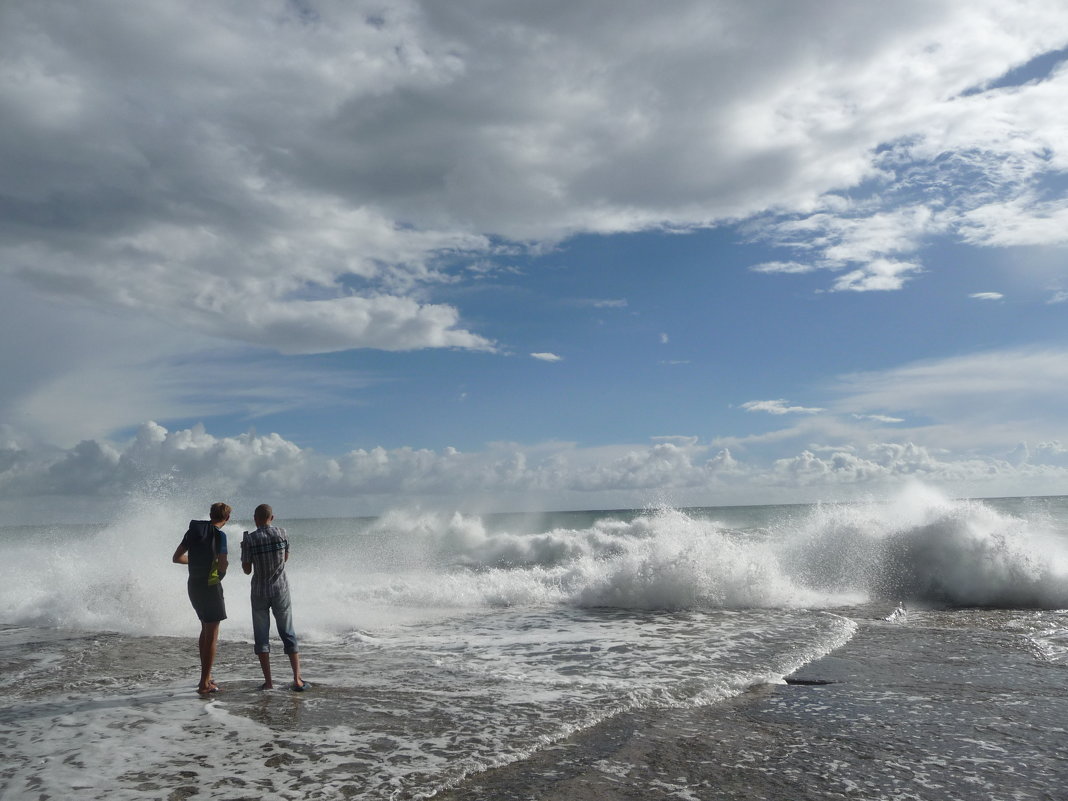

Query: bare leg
<box><xmin>258</xmin><ymin>652</ymin><xmax>273</xmax><ymax>689</ymax></box>
<box><xmin>288</xmin><ymin>652</ymin><xmax>304</xmax><ymax>689</ymax></box>
<box><xmin>197</xmin><ymin>621</ymin><xmax>221</xmax><ymax>693</ymax></box>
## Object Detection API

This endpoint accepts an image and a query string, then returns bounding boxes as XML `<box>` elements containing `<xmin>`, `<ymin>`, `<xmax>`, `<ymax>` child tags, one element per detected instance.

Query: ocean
<box><xmin>3</xmin><ymin>485</ymin><xmax>1068</xmax><ymax>800</ymax></box>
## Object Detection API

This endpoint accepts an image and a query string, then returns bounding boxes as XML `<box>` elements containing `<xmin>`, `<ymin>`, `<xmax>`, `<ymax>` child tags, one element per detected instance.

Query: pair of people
<box><xmin>172</xmin><ymin>502</ymin><xmax>308</xmax><ymax>694</ymax></box>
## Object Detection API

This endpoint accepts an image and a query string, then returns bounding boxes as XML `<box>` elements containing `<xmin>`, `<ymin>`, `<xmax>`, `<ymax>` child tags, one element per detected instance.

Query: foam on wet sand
<box><xmin>435</xmin><ymin>609</ymin><xmax>1068</xmax><ymax>800</ymax></box>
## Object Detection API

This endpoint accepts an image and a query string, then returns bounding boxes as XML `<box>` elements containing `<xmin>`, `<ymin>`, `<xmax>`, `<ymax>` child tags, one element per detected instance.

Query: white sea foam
<box><xmin>2</xmin><ymin>485</ymin><xmax>1067</xmax><ymax>646</ymax></box>
<box><xmin>0</xmin><ymin>606</ymin><xmax>855</xmax><ymax>800</ymax></box>
<box><xmin>296</xmin><ymin>486</ymin><xmax>1068</xmax><ymax>621</ymax></box>
<box><xmin>781</xmin><ymin>483</ymin><xmax>1068</xmax><ymax>608</ymax></box>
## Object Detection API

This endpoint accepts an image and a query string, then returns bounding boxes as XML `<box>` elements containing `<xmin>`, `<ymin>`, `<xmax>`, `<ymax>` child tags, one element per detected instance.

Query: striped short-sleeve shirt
<box><xmin>241</xmin><ymin>525</ymin><xmax>290</xmax><ymax>600</ymax></box>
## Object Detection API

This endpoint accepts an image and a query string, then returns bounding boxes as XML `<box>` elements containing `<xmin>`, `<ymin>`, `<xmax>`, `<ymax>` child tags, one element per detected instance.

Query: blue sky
<box><xmin>2</xmin><ymin>1</ymin><xmax>1068</xmax><ymax>517</ymax></box>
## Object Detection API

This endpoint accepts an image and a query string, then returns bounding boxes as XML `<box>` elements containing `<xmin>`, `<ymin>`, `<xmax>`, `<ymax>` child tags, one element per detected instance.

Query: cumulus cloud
<box><xmin>2</xmin><ymin>1</ymin><xmax>507</xmax><ymax>361</ymax></box>
<box><xmin>5</xmin><ymin>0</ymin><xmax>1067</xmax><ymax>347</ymax></box>
<box><xmin>742</xmin><ymin>399</ymin><xmax>825</xmax><ymax>415</ymax></box>
<box><xmin>3</xmin><ymin>421</ymin><xmax>1066</xmax><ymax>524</ymax></box>
<box><xmin>531</xmin><ymin>352</ymin><xmax>563</xmax><ymax>362</ymax></box>
<box><xmin>226</xmin><ymin>295</ymin><xmax>494</xmax><ymax>355</ymax></box>
<box><xmin>749</xmin><ymin>40</ymin><xmax>1068</xmax><ymax>291</ymax></box>
<box><xmin>4</xmin><ymin>1</ymin><xmax>1068</xmax><ymax>453</ymax></box>
<box><xmin>0</xmin><ymin>422</ymin><xmax>741</xmax><ymax>506</ymax></box>
<box><xmin>771</xmin><ymin>442</ymin><xmax>976</xmax><ymax>485</ymax></box>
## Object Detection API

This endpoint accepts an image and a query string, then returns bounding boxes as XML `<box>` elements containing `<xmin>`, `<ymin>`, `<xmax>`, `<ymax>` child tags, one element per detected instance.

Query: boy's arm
<box><xmin>172</xmin><ymin>543</ymin><xmax>189</xmax><ymax>564</ymax></box>
<box><xmin>241</xmin><ymin>532</ymin><xmax>253</xmax><ymax>574</ymax></box>
<box><xmin>174</xmin><ymin>525</ymin><xmax>194</xmax><ymax>564</ymax></box>
<box><xmin>214</xmin><ymin>531</ymin><xmax>229</xmax><ymax>578</ymax></box>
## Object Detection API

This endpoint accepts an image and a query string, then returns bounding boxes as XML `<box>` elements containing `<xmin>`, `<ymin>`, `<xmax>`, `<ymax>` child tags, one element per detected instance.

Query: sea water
<box><xmin>2</xmin><ymin>486</ymin><xmax>1068</xmax><ymax>799</ymax></box>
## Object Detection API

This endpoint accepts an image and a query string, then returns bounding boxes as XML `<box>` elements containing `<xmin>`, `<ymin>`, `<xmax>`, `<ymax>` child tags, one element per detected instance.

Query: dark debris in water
<box><xmin>783</xmin><ymin>677</ymin><xmax>837</xmax><ymax>686</ymax></box>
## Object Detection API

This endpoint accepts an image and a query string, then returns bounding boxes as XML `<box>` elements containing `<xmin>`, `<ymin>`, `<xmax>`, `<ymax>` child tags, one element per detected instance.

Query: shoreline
<box><xmin>434</xmin><ymin>615</ymin><xmax>1068</xmax><ymax>800</ymax></box>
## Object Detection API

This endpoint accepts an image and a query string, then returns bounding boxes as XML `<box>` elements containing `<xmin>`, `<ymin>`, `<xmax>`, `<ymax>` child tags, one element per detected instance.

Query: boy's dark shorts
<box><xmin>187</xmin><ymin>581</ymin><xmax>227</xmax><ymax>623</ymax></box>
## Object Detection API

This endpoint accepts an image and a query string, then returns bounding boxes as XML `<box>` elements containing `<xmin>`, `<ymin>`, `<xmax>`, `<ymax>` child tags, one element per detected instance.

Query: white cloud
<box><xmin>958</xmin><ymin>197</ymin><xmax>1068</xmax><ymax>247</ymax></box>
<box><xmin>575</xmin><ymin>298</ymin><xmax>628</xmax><ymax>309</ymax></box>
<box><xmin>834</xmin><ymin>347</ymin><xmax>1068</xmax><ymax>419</ymax></box>
<box><xmin>531</xmin><ymin>352</ymin><xmax>563</xmax><ymax>362</ymax></box>
<box><xmin>1</xmin><ymin>3</ymin><xmax>502</xmax><ymax>359</ymax></box>
<box><xmin>750</xmin><ymin>261</ymin><xmax>817</xmax><ymax>275</ymax></box>
<box><xmin>830</xmin><ymin>259</ymin><xmax>924</xmax><ymax>292</ymax></box>
<box><xmin>4</xmin><ymin>1</ymin><xmax>1067</xmax><ymax>355</ymax></box>
<box><xmin>748</xmin><ymin>44</ymin><xmax>1068</xmax><ymax>291</ymax></box>
<box><xmin>0</xmin><ymin>423</ymin><xmax>740</xmax><ymax>506</ymax></box>
<box><xmin>0</xmin><ymin>276</ymin><xmax>389</xmax><ymax>446</ymax></box>
<box><xmin>710</xmin><ymin>345</ymin><xmax>1068</xmax><ymax>470</ymax></box>
<box><xmin>659</xmin><ymin>333</ymin><xmax>669</xmax><ymax>344</ymax></box>
<box><xmin>228</xmin><ymin>295</ymin><xmax>495</xmax><ymax>355</ymax></box>
<box><xmin>3</xmin><ymin>1</ymin><xmax>1068</xmax><ymax>450</ymax></box>
<box><xmin>3</xmin><ymin>422</ymin><xmax>1066</xmax><ymax>523</ymax></box>
<box><xmin>969</xmin><ymin>292</ymin><xmax>1005</xmax><ymax>300</ymax></box>
<box><xmin>770</xmin><ymin>442</ymin><xmax>993</xmax><ymax>486</ymax></box>
<box><xmin>853</xmin><ymin>413</ymin><xmax>906</xmax><ymax>424</ymax></box>
<box><xmin>753</xmin><ymin>205</ymin><xmax>941</xmax><ymax>291</ymax></box>
<box><xmin>2</xmin><ymin>343</ymin><xmax>1026</xmax><ymax>514</ymax></box>
<box><xmin>1046</xmin><ymin>290</ymin><xmax>1068</xmax><ymax>304</ymax></box>
<box><xmin>1032</xmin><ymin>441</ymin><xmax>1068</xmax><ymax>466</ymax></box>
<box><xmin>742</xmin><ymin>399</ymin><xmax>825</xmax><ymax>416</ymax></box>
<box><xmin>802</xmin><ymin>346</ymin><xmax>1068</xmax><ymax>455</ymax></box>
<box><xmin>6</xmin><ymin>201</ymin><xmax>496</xmax><ymax>355</ymax></box>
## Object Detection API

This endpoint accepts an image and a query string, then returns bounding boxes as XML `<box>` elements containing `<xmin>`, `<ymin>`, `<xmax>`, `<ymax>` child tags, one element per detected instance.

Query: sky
<box><xmin>2</xmin><ymin>0</ymin><xmax>1068</xmax><ymax>520</ymax></box>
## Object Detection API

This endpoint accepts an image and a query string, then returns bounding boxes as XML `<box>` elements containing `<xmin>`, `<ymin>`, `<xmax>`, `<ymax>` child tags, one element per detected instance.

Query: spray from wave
<box><xmin>305</xmin><ymin>484</ymin><xmax>1068</xmax><ymax>617</ymax></box>
<box><xmin>781</xmin><ymin>484</ymin><xmax>1068</xmax><ymax>608</ymax></box>
<box><xmin>2</xmin><ymin>483</ymin><xmax>1067</xmax><ymax>638</ymax></box>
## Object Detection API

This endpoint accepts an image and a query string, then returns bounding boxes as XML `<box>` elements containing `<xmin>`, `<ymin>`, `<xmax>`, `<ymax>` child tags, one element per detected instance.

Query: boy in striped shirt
<box><xmin>241</xmin><ymin>504</ymin><xmax>308</xmax><ymax>691</ymax></box>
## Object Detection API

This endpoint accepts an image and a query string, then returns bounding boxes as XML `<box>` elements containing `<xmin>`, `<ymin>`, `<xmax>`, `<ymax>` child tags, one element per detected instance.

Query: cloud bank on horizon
<box><xmin>3</xmin><ymin>417</ymin><xmax>1067</xmax><ymax>523</ymax></box>
<box><xmin>2</xmin><ymin>0</ymin><xmax>1068</xmax><ymax>512</ymax></box>
<box><xmin>5</xmin><ymin>342</ymin><xmax>1068</xmax><ymax>518</ymax></box>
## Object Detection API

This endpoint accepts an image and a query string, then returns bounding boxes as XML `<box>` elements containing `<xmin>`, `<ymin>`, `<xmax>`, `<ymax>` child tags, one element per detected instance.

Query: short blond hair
<box><xmin>209</xmin><ymin>502</ymin><xmax>232</xmax><ymax>522</ymax></box>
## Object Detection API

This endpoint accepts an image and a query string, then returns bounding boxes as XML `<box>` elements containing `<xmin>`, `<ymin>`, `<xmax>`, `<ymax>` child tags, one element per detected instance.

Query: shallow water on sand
<box><xmin>0</xmin><ymin>607</ymin><xmax>853</xmax><ymax>800</ymax></box>
<box><xmin>436</xmin><ymin>608</ymin><xmax>1068</xmax><ymax>801</ymax></box>
<box><xmin>5</xmin><ymin>606</ymin><xmax>1068</xmax><ymax>800</ymax></box>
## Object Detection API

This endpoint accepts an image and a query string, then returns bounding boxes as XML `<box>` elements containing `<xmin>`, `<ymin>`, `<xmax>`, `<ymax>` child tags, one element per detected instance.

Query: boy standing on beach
<box><xmin>241</xmin><ymin>504</ymin><xmax>308</xmax><ymax>691</ymax></box>
<box><xmin>172</xmin><ymin>502</ymin><xmax>231</xmax><ymax>695</ymax></box>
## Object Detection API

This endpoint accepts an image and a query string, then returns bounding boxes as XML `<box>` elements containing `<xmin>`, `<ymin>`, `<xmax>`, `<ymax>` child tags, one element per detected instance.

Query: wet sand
<box><xmin>436</xmin><ymin>616</ymin><xmax>1068</xmax><ymax>801</ymax></box>
<box><xmin>4</xmin><ymin>613</ymin><xmax>1066</xmax><ymax>799</ymax></box>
